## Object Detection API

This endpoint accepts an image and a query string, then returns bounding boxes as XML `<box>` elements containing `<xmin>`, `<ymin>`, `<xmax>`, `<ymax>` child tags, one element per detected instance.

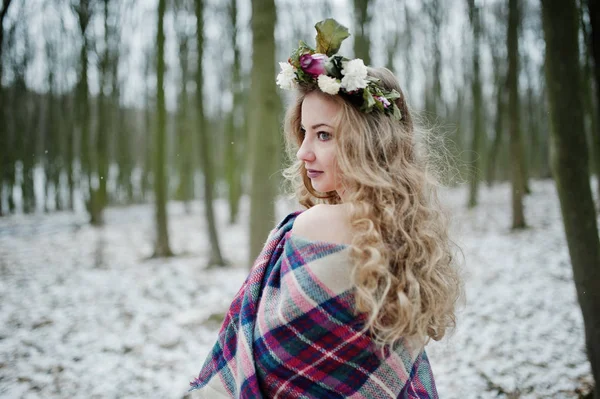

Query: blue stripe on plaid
<box><xmin>400</xmin><ymin>350</ymin><xmax>438</xmax><ymax>398</ymax></box>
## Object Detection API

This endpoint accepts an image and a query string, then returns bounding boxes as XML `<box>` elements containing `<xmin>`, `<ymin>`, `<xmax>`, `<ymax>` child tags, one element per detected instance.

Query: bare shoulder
<box><xmin>292</xmin><ymin>204</ymin><xmax>353</xmax><ymax>245</ymax></box>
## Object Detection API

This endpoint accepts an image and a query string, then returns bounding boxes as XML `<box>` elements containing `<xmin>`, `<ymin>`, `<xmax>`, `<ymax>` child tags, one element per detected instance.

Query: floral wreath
<box><xmin>276</xmin><ymin>19</ymin><xmax>403</xmax><ymax>120</ymax></box>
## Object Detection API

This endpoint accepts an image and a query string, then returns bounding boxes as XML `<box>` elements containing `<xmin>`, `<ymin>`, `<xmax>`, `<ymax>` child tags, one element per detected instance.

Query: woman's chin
<box><xmin>312</xmin><ymin>183</ymin><xmax>334</xmax><ymax>193</ymax></box>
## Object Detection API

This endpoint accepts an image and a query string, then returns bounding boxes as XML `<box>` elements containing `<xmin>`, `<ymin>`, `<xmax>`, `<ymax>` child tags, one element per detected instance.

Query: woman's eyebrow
<box><xmin>300</xmin><ymin>123</ymin><xmax>333</xmax><ymax>130</ymax></box>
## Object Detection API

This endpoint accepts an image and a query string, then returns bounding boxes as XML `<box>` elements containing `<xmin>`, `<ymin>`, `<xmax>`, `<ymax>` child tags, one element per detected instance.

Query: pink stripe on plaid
<box><xmin>282</xmin><ymin>269</ymin><xmax>320</xmax><ymax>314</ymax></box>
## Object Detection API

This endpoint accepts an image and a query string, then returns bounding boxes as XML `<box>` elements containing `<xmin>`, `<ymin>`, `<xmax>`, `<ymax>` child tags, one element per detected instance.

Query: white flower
<box><xmin>276</xmin><ymin>62</ymin><xmax>297</xmax><ymax>90</ymax></box>
<box><xmin>340</xmin><ymin>58</ymin><xmax>368</xmax><ymax>91</ymax></box>
<box><xmin>317</xmin><ymin>75</ymin><xmax>341</xmax><ymax>95</ymax></box>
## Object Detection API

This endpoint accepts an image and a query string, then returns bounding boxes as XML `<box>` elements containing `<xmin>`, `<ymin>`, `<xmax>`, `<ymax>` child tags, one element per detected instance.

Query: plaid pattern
<box><xmin>190</xmin><ymin>211</ymin><xmax>438</xmax><ymax>398</ymax></box>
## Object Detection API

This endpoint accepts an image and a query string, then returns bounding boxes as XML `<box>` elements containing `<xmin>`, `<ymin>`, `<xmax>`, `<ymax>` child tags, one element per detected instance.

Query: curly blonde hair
<box><xmin>282</xmin><ymin>67</ymin><xmax>462</xmax><ymax>348</ymax></box>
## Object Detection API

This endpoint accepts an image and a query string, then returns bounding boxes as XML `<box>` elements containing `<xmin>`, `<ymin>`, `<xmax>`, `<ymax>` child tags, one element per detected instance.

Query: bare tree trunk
<box><xmin>527</xmin><ymin>89</ymin><xmax>540</xmax><ymax>177</ymax></box>
<box><xmin>536</xmin><ymin>69</ymin><xmax>552</xmax><ymax>179</ymax></box>
<box><xmin>0</xmin><ymin>0</ymin><xmax>14</xmax><ymax>216</ymax></box>
<box><xmin>73</xmin><ymin>0</ymin><xmax>93</xmax><ymax>219</ymax></box>
<box><xmin>580</xmin><ymin>15</ymin><xmax>596</xmax><ymax>177</ymax></box>
<box><xmin>79</xmin><ymin>36</ymin><xmax>91</xmax><ymax>213</ymax></box>
<box><xmin>14</xmin><ymin>40</ymin><xmax>35</xmax><ymax>213</ymax></box>
<box><xmin>0</xmin><ymin>105</ymin><xmax>5</xmax><ymax>216</ymax></box>
<box><xmin>65</xmin><ymin>93</ymin><xmax>75</xmax><ymax>211</ymax></box>
<box><xmin>402</xmin><ymin>3</ymin><xmax>413</xmax><ymax>97</ymax></box>
<box><xmin>353</xmin><ymin>0</ymin><xmax>371</xmax><ymax>65</ymax></box>
<box><xmin>4</xmin><ymin>80</ymin><xmax>17</xmax><ymax>214</ymax></box>
<box><xmin>0</xmin><ymin>14</ymin><xmax>22</xmax><ymax>214</ymax></box>
<box><xmin>113</xmin><ymin>47</ymin><xmax>131</xmax><ymax>205</ymax></box>
<box><xmin>0</xmin><ymin>0</ymin><xmax>13</xmax><ymax>67</ymax></box>
<box><xmin>175</xmin><ymin>1</ymin><xmax>194</xmax><ymax>212</ymax></box>
<box><xmin>482</xmin><ymin>4</ymin><xmax>508</xmax><ymax>186</ymax></box>
<box><xmin>142</xmin><ymin>49</ymin><xmax>153</xmax><ymax>204</ymax></box>
<box><xmin>467</xmin><ymin>0</ymin><xmax>484</xmax><ymax>208</ymax></box>
<box><xmin>153</xmin><ymin>0</ymin><xmax>173</xmax><ymax>257</ymax></box>
<box><xmin>487</xmin><ymin>73</ymin><xmax>505</xmax><ymax>186</ymax></box>
<box><xmin>44</xmin><ymin>39</ymin><xmax>61</xmax><ymax>212</ymax></box>
<box><xmin>105</xmin><ymin>4</ymin><xmax>130</xmax><ymax>206</ymax></box>
<box><xmin>523</xmin><ymin>54</ymin><xmax>542</xmax><ymax>179</ymax></box>
<box><xmin>90</xmin><ymin>0</ymin><xmax>111</xmax><ymax>225</ymax></box>
<box><xmin>225</xmin><ymin>0</ymin><xmax>244</xmax><ymax>224</ymax></box>
<box><xmin>384</xmin><ymin>6</ymin><xmax>400</xmax><ymax>72</ymax></box>
<box><xmin>248</xmin><ymin>0</ymin><xmax>278</xmax><ymax>265</ymax></box>
<box><xmin>195</xmin><ymin>0</ymin><xmax>225</xmax><ymax>266</ymax></box>
<box><xmin>507</xmin><ymin>0</ymin><xmax>526</xmax><ymax>229</ymax></box>
<box><xmin>542</xmin><ymin>0</ymin><xmax>600</xmax><ymax>395</ymax></box>
<box><xmin>424</xmin><ymin>0</ymin><xmax>443</xmax><ymax>118</ymax></box>
<box><xmin>587</xmin><ymin>0</ymin><xmax>600</xmax><ymax>205</ymax></box>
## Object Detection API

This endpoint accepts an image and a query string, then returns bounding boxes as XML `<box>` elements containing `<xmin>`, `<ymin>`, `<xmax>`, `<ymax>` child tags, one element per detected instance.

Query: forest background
<box><xmin>1</xmin><ymin>0</ymin><xmax>600</xmax><ymax>397</ymax></box>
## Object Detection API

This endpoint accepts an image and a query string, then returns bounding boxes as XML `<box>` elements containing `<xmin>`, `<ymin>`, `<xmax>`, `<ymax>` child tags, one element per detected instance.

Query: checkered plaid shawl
<box><xmin>190</xmin><ymin>211</ymin><xmax>438</xmax><ymax>398</ymax></box>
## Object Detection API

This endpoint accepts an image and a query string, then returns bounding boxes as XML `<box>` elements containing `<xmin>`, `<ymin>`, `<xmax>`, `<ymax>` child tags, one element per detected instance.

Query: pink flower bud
<box><xmin>299</xmin><ymin>53</ymin><xmax>328</xmax><ymax>77</ymax></box>
<box><xmin>375</xmin><ymin>95</ymin><xmax>391</xmax><ymax>108</ymax></box>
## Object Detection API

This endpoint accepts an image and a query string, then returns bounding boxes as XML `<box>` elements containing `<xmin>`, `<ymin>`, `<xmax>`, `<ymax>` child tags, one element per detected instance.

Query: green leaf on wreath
<box><xmin>315</xmin><ymin>19</ymin><xmax>350</xmax><ymax>57</ymax></box>
<box><xmin>362</xmin><ymin>89</ymin><xmax>376</xmax><ymax>112</ymax></box>
<box><xmin>392</xmin><ymin>104</ymin><xmax>403</xmax><ymax>120</ymax></box>
<box><xmin>386</xmin><ymin>89</ymin><xmax>401</xmax><ymax>101</ymax></box>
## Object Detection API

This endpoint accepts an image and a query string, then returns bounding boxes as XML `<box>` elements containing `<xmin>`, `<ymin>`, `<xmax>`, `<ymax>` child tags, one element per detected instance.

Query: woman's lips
<box><xmin>306</xmin><ymin>169</ymin><xmax>323</xmax><ymax>178</ymax></box>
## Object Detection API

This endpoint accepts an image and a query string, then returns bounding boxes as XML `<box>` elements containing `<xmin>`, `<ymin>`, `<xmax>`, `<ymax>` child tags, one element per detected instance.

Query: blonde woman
<box><xmin>189</xmin><ymin>19</ymin><xmax>461</xmax><ymax>399</ymax></box>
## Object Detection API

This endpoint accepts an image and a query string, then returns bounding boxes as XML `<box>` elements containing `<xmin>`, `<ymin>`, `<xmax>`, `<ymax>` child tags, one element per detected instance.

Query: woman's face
<box><xmin>297</xmin><ymin>91</ymin><xmax>342</xmax><ymax>195</ymax></box>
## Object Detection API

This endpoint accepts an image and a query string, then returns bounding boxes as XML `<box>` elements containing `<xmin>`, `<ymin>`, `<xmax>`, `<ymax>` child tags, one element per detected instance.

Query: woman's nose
<box><xmin>296</xmin><ymin>140</ymin><xmax>315</xmax><ymax>162</ymax></box>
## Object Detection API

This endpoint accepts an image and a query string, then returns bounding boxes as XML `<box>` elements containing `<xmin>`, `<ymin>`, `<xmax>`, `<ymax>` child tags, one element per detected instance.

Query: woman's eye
<box><xmin>317</xmin><ymin>132</ymin><xmax>331</xmax><ymax>141</ymax></box>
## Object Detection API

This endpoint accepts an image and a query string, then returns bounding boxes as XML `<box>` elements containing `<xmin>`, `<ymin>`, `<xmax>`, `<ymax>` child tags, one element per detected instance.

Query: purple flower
<box><xmin>375</xmin><ymin>95</ymin><xmax>391</xmax><ymax>108</ymax></box>
<box><xmin>299</xmin><ymin>53</ymin><xmax>328</xmax><ymax>77</ymax></box>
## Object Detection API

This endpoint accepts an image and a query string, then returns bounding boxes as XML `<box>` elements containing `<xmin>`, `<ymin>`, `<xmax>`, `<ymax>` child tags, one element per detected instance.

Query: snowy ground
<box><xmin>0</xmin><ymin>180</ymin><xmax>594</xmax><ymax>398</ymax></box>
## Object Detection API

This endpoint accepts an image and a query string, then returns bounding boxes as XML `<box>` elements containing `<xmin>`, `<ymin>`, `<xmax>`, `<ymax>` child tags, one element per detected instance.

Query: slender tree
<box><xmin>153</xmin><ymin>0</ymin><xmax>173</xmax><ymax>257</ymax></box>
<box><xmin>519</xmin><ymin>2</ymin><xmax>531</xmax><ymax>194</ymax></box>
<box><xmin>4</xmin><ymin>25</ymin><xmax>19</xmax><ymax>214</ymax></box>
<box><xmin>523</xmin><ymin>52</ymin><xmax>543</xmax><ymax>179</ymax></box>
<box><xmin>402</xmin><ymin>3</ymin><xmax>413</xmax><ymax>98</ymax></box>
<box><xmin>62</xmin><ymin>89</ymin><xmax>75</xmax><ymax>210</ymax></box>
<box><xmin>15</xmin><ymin>34</ymin><xmax>35</xmax><ymax>213</ymax></box>
<box><xmin>486</xmin><ymin>4</ymin><xmax>508</xmax><ymax>186</ymax></box>
<box><xmin>112</xmin><ymin>20</ymin><xmax>131</xmax><ymax>204</ymax></box>
<box><xmin>248</xmin><ymin>0</ymin><xmax>278</xmax><ymax>264</ymax></box>
<box><xmin>353</xmin><ymin>0</ymin><xmax>371</xmax><ymax>65</ymax></box>
<box><xmin>64</xmin><ymin>6</ymin><xmax>80</xmax><ymax>211</ymax></box>
<box><xmin>103</xmin><ymin>0</ymin><xmax>129</xmax><ymax>205</ymax></box>
<box><xmin>466</xmin><ymin>0</ymin><xmax>484</xmax><ymax>207</ymax></box>
<box><xmin>142</xmin><ymin>46</ymin><xmax>154</xmax><ymax>203</ymax></box>
<box><xmin>587</xmin><ymin>0</ymin><xmax>600</xmax><ymax>204</ymax></box>
<box><xmin>537</xmin><ymin>64</ymin><xmax>552</xmax><ymax>178</ymax></box>
<box><xmin>542</xmin><ymin>0</ymin><xmax>600</xmax><ymax>395</ymax></box>
<box><xmin>72</xmin><ymin>0</ymin><xmax>93</xmax><ymax>218</ymax></box>
<box><xmin>488</xmin><ymin>3</ymin><xmax>510</xmax><ymax>186</ymax></box>
<box><xmin>89</xmin><ymin>0</ymin><xmax>111</xmax><ymax>225</ymax></box>
<box><xmin>424</xmin><ymin>0</ymin><xmax>443</xmax><ymax>118</ymax></box>
<box><xmin>384</xmin><ymin>6</ymin><xmax>400</xmax><ymax>72</ymax></box>
<box><xmin>225</xmin><ymin>0</ymin><xmax>244</xmax><ymax>224</ymax></box>
<box><xmin>486</xmin><ymin>74</ymin><xmax>506</xmax><ymax>186</ymax></box>
<box><xmin>507</xmin><ymin>0</ymin><xmax>526</xmax><ymax>228</ymax></box>
<box><xmin>174</xmin><ymin>0</ymin><xmax>194</xmax><ymax>212</ymax></box>
<box><xmin>580</xmin><ymin>3</ymin><xmax>595</xmax><ymax>176</ymax></box>
<box><xmin>43</xmin><ymin>34</ymin><xmax>63</xmax><ymax>212</ymax></box>
<box><xmin>195</xmin><ymin>0</ymin><xmax>225</xmax><ymax>266</ymax></box>
<box><xmin>0</xmin><ymin>0</ymin><xmax>14</xmax><ymax>216</ymax></box>
<box><xmin>0</xmin><ymin>0</ymin><xmax>12</xmax><ymax>64</ymax></box>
